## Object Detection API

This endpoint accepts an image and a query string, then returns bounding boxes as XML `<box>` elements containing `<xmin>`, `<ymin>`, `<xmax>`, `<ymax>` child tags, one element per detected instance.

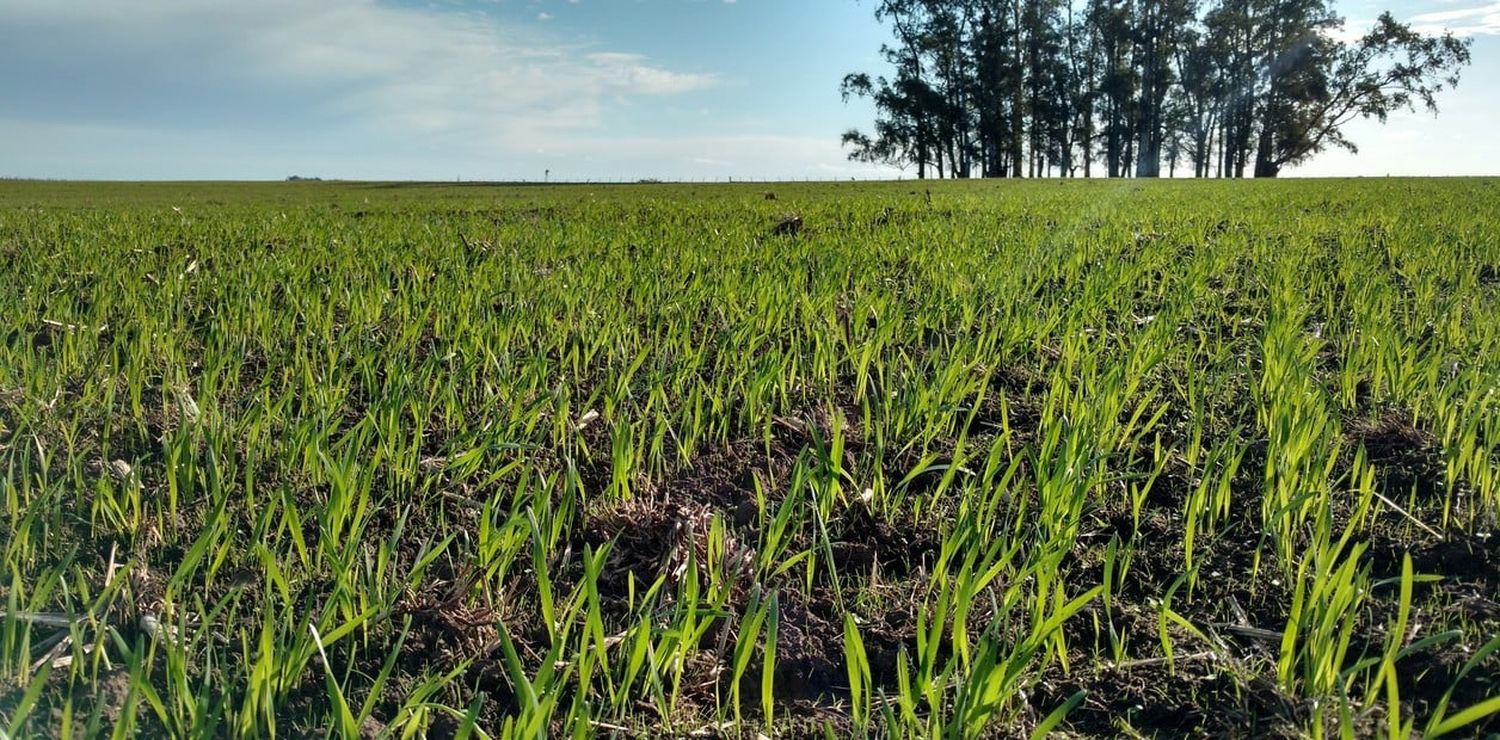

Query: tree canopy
<box><xmin>842</xmin><ymin>0</ymin><xmax>1471</xmax><ymax>177</ymax></box>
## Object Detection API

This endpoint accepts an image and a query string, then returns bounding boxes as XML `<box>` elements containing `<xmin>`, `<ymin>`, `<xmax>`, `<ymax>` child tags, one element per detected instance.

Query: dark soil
<box><xmin>1344</xmin><ymin>411</ymin><xmax>1450</xmax><ymax>500</ymax></box>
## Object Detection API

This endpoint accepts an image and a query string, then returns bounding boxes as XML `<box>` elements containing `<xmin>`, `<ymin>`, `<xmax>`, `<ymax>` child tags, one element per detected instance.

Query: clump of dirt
<box><xmin>1035</xmin><ymin>664</ymin><xmax>1302</xmax><ymax>738</ymax></box>
<box><xmin>1360</xmin><ymin>529</ymin><xmax>1500</xmax><ymax>734</ymax></box>
<box><xmin>761</xmin><ymin>589</ymin><xmax>843</xmax><ymax>701</ymax></box>
<box><xmin>659</xmin><ymin>437</ymin><xmax>800</xmax><ymax>516</ymax></box>
<box><xmin>1365</xmin><ymin>530</ymin><xmax>1500</xmax><ymax>642</ymax></box>
<box><xmin>1343</xmin><ymin>412</ymin><xmax>1448</xmax><ymax>500</ymax></box>
<box><xmin>1367</xmin><ymin>533</ymin><xmax>1498</xmax><ymax>586</ymax></box>
<box><xmin>772</xmin><ymin>405</ymin><xmax>865</xmax><ymax>450</ymax></box>
<box><xmin>3</xmin><ymin>668</ymin><xmax>150</xmax><ymax>740</ymax></box>
<box><xmin>735</xmin><ymin>581</ymin><xmax>924</xmax><ymax>710</ymax></box>
<box><xmin>396</xmin><ymin>581</ymin><xmax>502</xmax><ymax>669</ymax></box>
<box><xmin>770</xmin><ymin>214</ymin><xmax>803</xmax><ymax>237</ymax></box>
<box><xmin>332</xmin><ymin>581</ymin><xmax>522</xmax><ymax>734</ymax></box>
<box><xmin>563</xmin><ymin>431</ymin><xmax>947</xmax><ymax>721</ymax></box>
<box><xmin>580</xmin><ymin>496</ymin><xmax>751</xmax><ymax>605</ymax></box>
<box><xmin>828</xmin><ymin>505</ymin><xmax>940</xmax><ymax>579</ymax></box>
<box><xmin>1064</xmin><ymin>421</ymin><xmax>1500</xmax><ymax>739</ymax></box>
<box><xmin>564</xmin><ymin>437</ymin><xmax>790</xmax><ymax>632</ymax></box>
<box><xmin>1056</xmin><ymin>435</ymin><xmax>1303</xmax><ymax>737</ymax></box>
<box><xmin>958</xmin><ymin>363</ymin><xmax>1041</xmax><ymax>441</ymax></box>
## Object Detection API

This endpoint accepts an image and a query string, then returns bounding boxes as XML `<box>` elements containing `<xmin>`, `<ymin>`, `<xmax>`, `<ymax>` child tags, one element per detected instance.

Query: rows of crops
<box><xmin>1</xmin><ymin>179</ymin><xmax>1497</xmax><ymax>737</ymax></box>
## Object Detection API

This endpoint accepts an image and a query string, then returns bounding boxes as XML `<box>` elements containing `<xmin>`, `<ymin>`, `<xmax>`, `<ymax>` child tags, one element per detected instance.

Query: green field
<box><xmin>1</xmin><ymin>179</ymin><xmax>1497</xmax><ymax>738</ymax></box>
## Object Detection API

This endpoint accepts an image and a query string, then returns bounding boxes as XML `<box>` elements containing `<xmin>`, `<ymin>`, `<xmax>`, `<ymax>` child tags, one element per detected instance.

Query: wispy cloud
<box><xmin>1409</xmin><ymin>2</ymin><xmax>1500</xmax><ymax>35</ymax></box>
<box><xmin>0</xmin><ymin>0</ymin><xmax>903</xmax><ymax>180</ymax></box>
<box><xmin>584</xmin><ymin>53</ymin><xmax>717</xmax><ymax>95</ymax></box>
<box><xmin>0</xmin><ymin>0</ymin><xmax>716</xmax><ymax>139</ymax></box>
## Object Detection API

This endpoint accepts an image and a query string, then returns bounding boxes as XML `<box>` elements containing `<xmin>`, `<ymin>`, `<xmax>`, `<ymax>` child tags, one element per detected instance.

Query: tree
<box><xmin>1251</xmin><ymin>12</ymin><xmax>1471</xmax><ymax>176</ymax></box>
<box><xmin>1132</xmin><ymin>0</ymin><xmax>1198</xmax><ymax>176</ymax></box>
<box><xmin>841</xmin><ymin>0</ymin><xmax>1470</xmax><ymax>177</ymax></box>
<box><xmin>842</xmin><ymin>70</ymin><xmax>942</xmax><ymax>176</ymax></box>
<box><xmin>842</xmin><ymin>0</ymin><xmax>974</xmax><ymax>178</ymax></box>
<box><xmin>972</xmin><ymin>0</ymin><xmax>1025</xmax><ymax>176</ymax></box>
<box><xmin>1070</xmin><ymin>8</ymin><xmax>1105</xmax><ymax>176</ymax></box>
<box><xmin>1088</xmin><ymin>0</ymin><xmax>1138</xmax><ymax>177</ymax></box>
<box><xmin>1174</xmin><ymin>26</ymin><xmax>1229</xmax><ymax>177</ymax></box>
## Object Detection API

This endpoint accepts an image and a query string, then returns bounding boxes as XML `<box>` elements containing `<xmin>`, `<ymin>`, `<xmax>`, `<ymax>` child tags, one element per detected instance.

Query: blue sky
<box><xmin>0</xmin><ymin>0</ymin><xmax>1495</xmax><ymax>180</ymax></box>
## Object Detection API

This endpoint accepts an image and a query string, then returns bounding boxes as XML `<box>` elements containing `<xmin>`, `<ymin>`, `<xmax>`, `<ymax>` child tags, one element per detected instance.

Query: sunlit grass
<box><xmin>0</xmin><ymin>178</ymin><xmax>1496</xmax><ymax>738</ymax></box>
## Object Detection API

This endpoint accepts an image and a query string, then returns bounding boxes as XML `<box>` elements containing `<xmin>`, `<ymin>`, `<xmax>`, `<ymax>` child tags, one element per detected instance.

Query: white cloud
<box><xmin>1329</xmin><ymin>18</ymin><xmax>1373</xmax><ymax>43</ymax></box>
<box><xmin>585</xmin><ymin>53</ymin><xmax>718</xmax><ymax>95</ymax></box>
<box><xmin>0</xmin><ymin>0</ymin><xmax>716</xmax><ymax>138</ymax></box>
<box><xmin>1409</xmin><ymin>2</ymin><xmax>1500</xmax><ymax>35</ymax></box>
<box><xmin>537</xmin><ymin>12</ymin><xmax>553</xmax><ymax>21</ymax></box>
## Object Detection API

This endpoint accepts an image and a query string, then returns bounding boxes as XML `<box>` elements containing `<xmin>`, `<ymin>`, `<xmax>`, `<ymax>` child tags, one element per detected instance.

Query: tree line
<box><xmin>841</xmin><ymin>0</ymin><xmax>1471</xmax><ymax>177</ymax></box>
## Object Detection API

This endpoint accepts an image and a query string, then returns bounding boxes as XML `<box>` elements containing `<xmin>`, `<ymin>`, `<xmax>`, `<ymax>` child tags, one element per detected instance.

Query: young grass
<box><xmin>0</xmin><ymin>178</ymin><xmax>1496</xmax><ymax>737</ymax></box>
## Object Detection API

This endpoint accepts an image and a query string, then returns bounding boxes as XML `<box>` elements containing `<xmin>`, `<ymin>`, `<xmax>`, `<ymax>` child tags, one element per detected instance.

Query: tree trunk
<box><xmin>1134</xmin><ymin>2</ymin><xmax>1161</xmax><ymax>178</ymax></box>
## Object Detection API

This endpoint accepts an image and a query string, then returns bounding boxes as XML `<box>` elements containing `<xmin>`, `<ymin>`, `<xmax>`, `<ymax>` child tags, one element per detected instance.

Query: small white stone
<box><xmin>108</xmin><ymin>459</ymin><xmax>132</xmax><ymax>480</ymax></box>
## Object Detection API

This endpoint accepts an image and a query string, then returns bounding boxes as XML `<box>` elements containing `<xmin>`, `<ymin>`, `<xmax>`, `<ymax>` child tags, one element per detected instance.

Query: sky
<box><xmin>0</xmin><ymin>0</ymin><xmax>1495</xmax><ymax>181</ymax></box>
